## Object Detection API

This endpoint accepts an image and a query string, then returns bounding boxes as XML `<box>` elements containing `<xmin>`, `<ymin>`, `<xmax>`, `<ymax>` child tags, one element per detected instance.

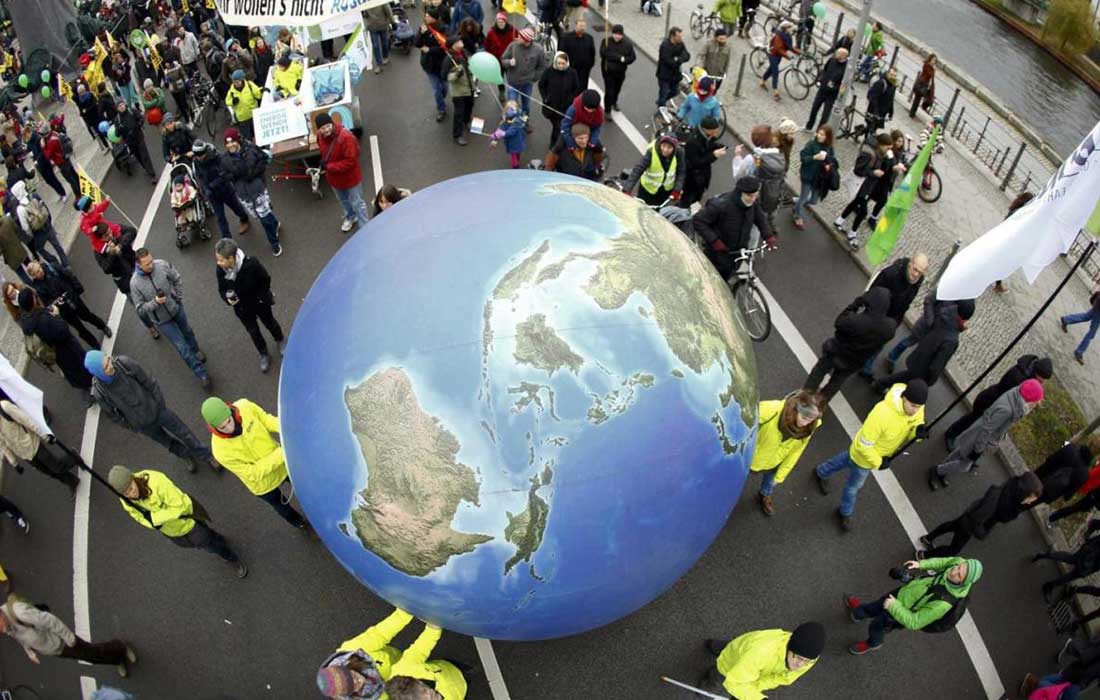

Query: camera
<box><xmin>888</xmin><ymin>565</ymin><xmax>916</xmax><ymax>583</ymax></box>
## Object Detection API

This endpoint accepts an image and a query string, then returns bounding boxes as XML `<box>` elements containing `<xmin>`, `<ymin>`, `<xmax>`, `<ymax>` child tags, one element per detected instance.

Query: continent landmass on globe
<box><xmin>503</xmin><ymin>466</ymin><xmax>554</xmax><ymax>578</ymax></box>
<box><xmin>345</xmin><ymin>368</ymin><xmax>493</xmax><ymax>577</ymax></box>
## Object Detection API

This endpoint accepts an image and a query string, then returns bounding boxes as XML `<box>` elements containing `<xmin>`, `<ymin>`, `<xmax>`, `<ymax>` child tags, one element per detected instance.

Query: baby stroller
<box><xmin>391</xmin><ymin>7</ymin><xmax>415</xmax><ymax>54</ymax></box>
<box><xmin>169</xmin><ymin>162</ymin><xmax>210</xmax><ymax>247</ymax></box>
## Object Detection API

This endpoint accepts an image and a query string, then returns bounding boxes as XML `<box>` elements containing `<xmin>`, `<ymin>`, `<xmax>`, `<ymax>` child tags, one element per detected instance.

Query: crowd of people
<box><xmin>0</xmin><ymin>0</ymin><xmax>1090</xmax><ymax>699</ymax></box>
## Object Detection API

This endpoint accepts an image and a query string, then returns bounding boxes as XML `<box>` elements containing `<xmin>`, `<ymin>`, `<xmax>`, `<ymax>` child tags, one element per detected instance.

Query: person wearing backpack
<box><xmin>17</xmin><ymin>288</ymin><xmax>92</xmax><ymax>393</ymax></box>
<box><xmin>42</xmin><ymin>125</ymin><xmax>81</xmax><ymax>201</ymax></box>
<box><xmin>0</xmin><ymin>390</ymin><xmax>80</xmax><ymax>494</ymax></box>
<box><xmin>843</xmin><ymin>556</ymin><xmax>983</xmax><ymax>655</ymax></box>
<box><xmin>0</xmin><ymin>594</ymin><xmax>136</xmax><ymax>677</ymax></box>
<box><xmin>11</xmin><ymin>180</ymin><xmax>69</xmax><ymax>270</ymax></box>
<box><xmin>106</xmin><ymin>465</ymin><xmax>248</xmax><ymax>578</ymax></box>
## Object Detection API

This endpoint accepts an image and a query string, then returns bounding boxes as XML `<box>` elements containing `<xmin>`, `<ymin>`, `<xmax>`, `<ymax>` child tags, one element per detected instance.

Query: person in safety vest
<box><xmin>624</xmin><ymin>134</ymin><xmax>685</xmax><ymax>207</ymax></box>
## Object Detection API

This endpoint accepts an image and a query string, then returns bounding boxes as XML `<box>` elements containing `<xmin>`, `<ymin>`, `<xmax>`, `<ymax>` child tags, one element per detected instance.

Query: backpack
<box><xmin>23</xmin><ymin>195</ymin><xmax>50</xmax><ymax>232</ymax></box>
<box><xmin>24</xmin><ymin>331</ymin><xmax>57</xmax><ymax>369</ymax></box>
<box><xmin>919</xmin><ymin>581</ymin><xmax>968</xmax><ymax>633</ymax></box>
<box><xmin>59</xmin><ymin>131</ymin><xmax>74</xmax><ymax>156</ymax></box>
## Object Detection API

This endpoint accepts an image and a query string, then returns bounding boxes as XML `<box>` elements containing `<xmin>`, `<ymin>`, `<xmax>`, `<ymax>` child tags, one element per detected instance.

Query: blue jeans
<box><xmin>1038</xmin><ymin>675</ymin><xmax>1080</xmax><ymax>700</ymax></box>
<box><xmin>333</xmin><ymin>185</ymin><xmax>371</xmax><ymax>228</ymax></box>
<box><xmin>370</xmin><ymin>30</ymin><xmax>389</xmax><ymax>65</ymax></box>
<box><xmin>793</xmin><ymin>181</ymin><xmax>817</xmax><ymax>219</ymax></box>
<box><xmin>117</xmin><ymin>82</ymin><xmax>136</xmax><ymax>108</ymax></box>
<box><xmin>208</xmin><ymin>190</ymin><xmax>250</xmax><ymax>239</ymax></box>
<box><xmin>656</xmin><ymin>78</ymin><xmax>679</xmax><ymax>107</ymax></box>
<box><xmin>886</xmin><ymin>333</ymin><xmax>917</xmax><ymax>363</ymax></box>
<box><xmin>858</xmin><ymin>54</ymin><xmax>874</xmax><ymax>79</ymax></box>
<box><xmin>815</xmin><ymin>451</ymin><xmax>870</xmax><ymax>516</ymax></box>
<box><xmin>1063</xmin><ymin>309</ymin><xmax>1100</xmax><ymax>357</ymax></box>
<box><xmin>157</xmin><ymin>306</ymin><xmax>207</xmax><ymax>380</ymax></box>
<box><xmin>762</xmin><ymin>55</ymin><xmax>782</xmax><ymax>89</ymax></box>
<box><xmin>758</xmin><ymin>469</ymin><xmax>778</xmax><ymax>496</ymax></box>
<box><xmin>507</xmin><ymin>83</ymin><xmax>534</xmax><ymax>117</ymax></box>
<box><xmin>427</xmin><ymin>72</ymin><xmax>448</xmax><ymax>112</ymax></box>
<box><xmin>853</xmin><ymin>595</ymin><xmax>901</xmax><ymax>647</ymax></box>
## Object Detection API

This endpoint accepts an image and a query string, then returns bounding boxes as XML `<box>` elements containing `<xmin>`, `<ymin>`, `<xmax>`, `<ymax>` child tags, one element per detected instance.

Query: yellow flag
<box><xmin>502</xmin><ymin>0</ymin><xmax>527</xmax><ymax>14</ymax></box>
<box><xmin>76</xmin><ymin>165</ymin><xmax>104</xmax><ymax>204</ymax></box>
<box><xmin>106</xmin><ymin>31</ymin><xmax>116</xmax><ymax>49</ymax></box>
<box><xmin>57</xmin><ymin>75</ymin><xmax>73</xmax><ymax>102</ymax></box>
<box><xmin>181</xmin><ymin>0</ymin><xmax>190</xmax><ymax>11</ymax></box>
<box><xmin>205</xmin><ymin>0</ymin><xmax>216</xmax><ymax>7</ymax></box>
<box><xmin>145</xmin><ymin>32</ymin><xmax>162</xmax><ymax>71</ymax></box>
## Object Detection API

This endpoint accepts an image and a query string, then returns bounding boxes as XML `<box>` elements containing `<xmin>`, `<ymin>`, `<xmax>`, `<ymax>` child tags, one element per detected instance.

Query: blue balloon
<box><xmin>279</xmin><ymin>171</ymin><xmax>760</xmax><ymax>640</ymax></box>
<box><xmin>97</xmin><ymin>120</ymin><xmax>110</xmax><ymax>135</ymax></box>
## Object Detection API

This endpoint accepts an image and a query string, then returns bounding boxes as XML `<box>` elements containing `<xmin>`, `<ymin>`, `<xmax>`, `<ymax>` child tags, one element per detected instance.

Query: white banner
<box><xmin>216</xmin><ymin>0</ymin><xmax>391</xmax><ymax>27</ymax></box>
<box><xmin>340</xmin><ymin>20</ymin><xmax>371</xmax><ymax>83</ymax></box>
<box><xmin>0</xmin><ymin>352</ymin><xmax>50</xmax><ymax>435</ymax></box>
<box><xmin>252</xmin><ymin>101</ymin><xmax>310</xmax><ymax>146</ymax></box>
<box><xmin>937</xmin><ymin>120</ymin><xmax>1100</xmax><ymax>301</ymax></box>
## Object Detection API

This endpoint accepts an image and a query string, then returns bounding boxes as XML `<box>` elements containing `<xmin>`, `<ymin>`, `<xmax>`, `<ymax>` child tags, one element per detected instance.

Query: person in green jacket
<box><xmin>750</xmin><ymin>391</ymin><xmax>824</xmax><ymax>515</ymax></box>
<box><xmin>844</xmin><ymin>556</ymin><xmax>982</xmax><ymax>655</ymax></box>
<box><xmin>857</xmin><ymin>22</ymin><xmax>885</xmax><ymax>81</ymax></box>
<box><xmin>698</xmin><ymin>622</ymin><xmax>825</xmax><ymax>700</ymax></box>
<box><xmin>714</xmin><ymin>0</ymin><xmax>742</xmax><ymax>36</ymax></box>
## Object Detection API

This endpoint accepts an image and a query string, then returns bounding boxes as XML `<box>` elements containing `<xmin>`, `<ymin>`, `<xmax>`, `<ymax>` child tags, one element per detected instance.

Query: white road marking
<box><xmin>369</xmin><ymin>135</ymin><xmax>383</xmax><ymax>195</ymax></box>
<box><xmin>475</xmin><ymin>637</ymin><xmax>513</xmax><ymax>700</ymax></box>
<box><xmin>75</xmin><ymin>165</ymin><xmax>171</xmax><ymax>700</ymax></box>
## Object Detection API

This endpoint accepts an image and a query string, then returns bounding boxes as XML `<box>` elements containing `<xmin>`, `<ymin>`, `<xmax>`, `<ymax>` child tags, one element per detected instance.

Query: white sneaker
<box><xmin>340</xmin><ymin>218</ymin><xmax>355</xmax><ymax>232</ymax></box>
<box><xmin>16</xmin><ymin>517</ymin><xmax>28</xmax><ymax>534</ymax></box>
<box><xmin>833</xmin><ymin>216</ymin><xmax>845</xmax><ymax>228</ymax></box>
<box><xmin>847</xmin><ymin>232</ymin><xmax>860</xmax><ymax>250</ymax></box>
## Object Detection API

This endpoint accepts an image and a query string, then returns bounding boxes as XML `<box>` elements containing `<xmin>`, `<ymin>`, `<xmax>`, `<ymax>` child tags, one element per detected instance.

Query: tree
<box><xmin>1043</xmin><ymin>0</ymin><xmax>1100</xmax><ymax>53</ymax></box>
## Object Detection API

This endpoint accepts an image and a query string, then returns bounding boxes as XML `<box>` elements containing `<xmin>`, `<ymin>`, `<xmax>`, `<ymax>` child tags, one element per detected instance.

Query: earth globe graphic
<box><xmin>279</xmin><ymin>171</ymin><xmax>759</xmax><ymax>640</ymax></box>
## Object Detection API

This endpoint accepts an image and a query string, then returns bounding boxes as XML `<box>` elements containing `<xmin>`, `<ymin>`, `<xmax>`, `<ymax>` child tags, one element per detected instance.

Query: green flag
<box><xmin>866</xmin><ymin>126</ymin><xmax>940</xmax><ymax>266</ymax></box>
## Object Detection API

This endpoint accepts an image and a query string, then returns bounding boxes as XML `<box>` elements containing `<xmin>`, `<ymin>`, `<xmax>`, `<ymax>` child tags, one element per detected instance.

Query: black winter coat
<box><xmin>822</xmin><ymin>287</ymin><xmax>894</xmax><ymax>367</ymax></box>
<box><xmin>20</xmin><ymin>308</ymin><xmax>91</xmax><ymax>389</ymax></box>
<box><xmin>961</xmin><ymin>473</ymin><xmax>1034</xmax><ymax>538</ymax></box>
<box><xmin>114</xmin><ymin>108</ymin><xmax>146</xmax><ymax>148</ymax></box>
<box><xmin>414</xmin><ymin>27</ymin><xmax>449</xmax><ymax>75</ymax></box>
<box><xmin>216</xmin><ymin>255</ymin><xmax>274</xmax><ymax>317</ymax></box>
<box><xmin>1035</xmin><ymin>443</ymin><xmax>1091</xmax><ymax>505</ymax></box>
<box><xmin>852</xmin><ymin>144</ymin><xmax>885</xmax><ymax>198</ymax></box>
<box><xmin>971</xmin><ymin>354</ymin><xmax>1046</xmax><ymax>419</ymax></box>
<box><xmin>869</xmin><ymin>256</ymin><xmax>923</xmax><ymax>324</ymax></box>
<box><xmin>815</xmin><ymin>57</ymin><xmax>847</xmax><ymax>93</ymax></box>
<box><xmin>538</xmin><ymin>66</ymin><xmax>581</xmax><ymax>119</ymax></box>
<box><xmin>693</xmin><ymin>190</ymin><xmax>768</xmax><ymax>252</ymax></box>
<box><xmin>656</xmin><ymin>39</ymin><xmax>690</xmax><ymax>81</ymax></box>
<box><xmin>220</xmin><ymin>143</ymin><xmax>269</xmax><ymax>200</ymax></box>
<box><xmin>193</xmin><ymin>152</ymin><xmax>236</xmax><ymax>199</ymax></box>
<box><xmin>600</xmin><ymin>36</ymin><xmax>637</xmax><ymax>76</ymax></box>
<box><xmin>682</xmin><ymin>128</ymin><xmax>722</xmax><ymax>192</ymax></box>
<box><xmin>559</xmin><ymin>31</ymin><xmax>596</xmax><ymax>77</ymax></box>
<box><xmin>904</xmin><ymin>301</ymin><xmax>962</xmax><ymax>385</ymax></box>
<box><xmin>162</xmin><ymin>126</ymin><xmax>196</xmax><ymax>162</ymax></box>
<box><xmin>30</xmin><ymin>265</ymin><xmax>84</xmax><ymax>308</ymax></box>
<box><xmin>867</xmin><ymin>77</ymin><xmax>896</xmax><ymax>120</ymax></box>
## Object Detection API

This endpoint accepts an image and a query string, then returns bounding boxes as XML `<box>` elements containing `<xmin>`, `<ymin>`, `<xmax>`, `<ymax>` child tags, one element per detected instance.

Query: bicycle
<box><xmin>729</xmin><ymin>243</ymin><xmax>772</xmax><ymax>342</ymax></box>
<box><xmin>855</xmin><ymin>49</ymin><xmax>888</xmax><ymax>83</ymax></box>
<box><xmin>759</xmin><ymin>15</ymin><xmax>818</xmax><ymax>55</ymax></box>
<box><xmin>837</xmin><ymin>101</ymin><xmax>883</xmax><ymax>144</ymax></box>
<box><xmin>190</xmin><ymin>77</ymin><xmax>226</xmax><ymax>139</ymax></box>
<box><xmin>917</xmin><ymin>152</ymin><xmax>942</xmax><ymax>203</ymax></box>
<box><xmin>535</xmin><ymin>21</ymin><xmax>557</xmax><ymax>54</ymax></box>
<box><xmin>748</xmin><ymin>46</ymin><xmax>813</xmax><ymax>101</ymax></box>
<box><xmin>689</xmin><ymin>4</ymin><xmax>723</xmax><ymax>40</ymax></box>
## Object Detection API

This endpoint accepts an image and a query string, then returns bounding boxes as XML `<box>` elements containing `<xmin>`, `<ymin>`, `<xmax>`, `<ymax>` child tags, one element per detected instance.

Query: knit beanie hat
<box><xmin>316</xmin><ymin>667</ymin><xmax>356</xmax><ymax>697</ymax></box>
<box><xmin>16</xmin><ymin>288</ymin><xmax>34</xmax><ymax>312</ymax></box>
<box><xmin>778</xmin><ymin>118</ymin><xmax>798</xmax><ymax>136</ymax></box>
<box><xmin>700</xmin><ymin>116</ymin><xmax>720</xmax><ymax>130</ymax></box>
<box><xmin>902</xmin><ymin>378</ymin><xmax>928</xmax><ymax>405</ymax></box>
<box><xmin>224</xmin><ymin>127</ymin><xmax>241</xmax><ymax>143</ymax></box>
<box><xmin>201</xmin><ymin>397</ymin><xmax>232</xmax><ymax>428</ymax></box>
<box><xmin>315</xmin><ymin>112</ymin><xmax>333</xmax><ymax>128</ymax></box>
<box><xmin>581</xmin><ymin>89</ymin><xmax>600</xmax><ymax>109</ymax></box>
<box><xmin>1033</xmin><ymin>357</ymin><xmax>1054</xmax><ymax>380</ymax></box>
<box><xmin>107</xmin><ymin>465</ymin><xmax>134</xmax><ymax>493</ymax></box>
<box><xmin>787</xmin><ymin>622</ymin><xmax>825</xmax><ymax>659</ymax></box>
<box><xmin>963</xmin><ymin>558</ymin><xmax>983</xmax><ymax>586</ymax></box>
<box><xmin>75</xmin><ymin>195</ymin><xmax>92</xmax><ymax>212</ymax></box>
<box><xmin>612</xmin><ymin>23</ymin><xmax>624</xmax><ymax>34</ymax></box>
<box><xmin>496</xmin><ymin>11</ymin><xmax>508</xmax><ymax>21</ymax></box>
<box><xmin>956</xmin><ymin>298</ymin><xmax>976</xmax><ymax>320</ymax></box>
<box><xmin>1019</xmin><ymin>378</ymin><xmax>1044</xmax><ymax>403</ymax></box>
<box><xmin>519</xmin><ymin>26</ymin><xmax>535</xmax><ymax>41</ymax></box>
<box><xmin>735</xmin><ymin>175</ymin><xmax>760</xmax><ymax>194</ymax></box>
<box><xmin>231</xmin><ymin>69</ymin><xmax>246</xmax><ymax>81</ymax></box>
<box><xmin>84</xmin><ymin>350</ymin><xmax>113</xmax><ymax>382</ymax></box>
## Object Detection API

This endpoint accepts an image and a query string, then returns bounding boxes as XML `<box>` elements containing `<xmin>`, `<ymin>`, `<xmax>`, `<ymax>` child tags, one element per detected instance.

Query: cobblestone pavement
<box><xmin>601</xmin><ymin>1</ymin><xmax>1100</xmax><ymax>425</ymax></box>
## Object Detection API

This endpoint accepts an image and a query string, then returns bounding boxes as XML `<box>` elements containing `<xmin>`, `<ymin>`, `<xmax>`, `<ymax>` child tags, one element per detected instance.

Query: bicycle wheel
<box><xmin>795</xmin><ymin>54</ymin><xmax>821</xmax><ymax>83</ymax></box>
<box><xmin>918</xmin><ymin>169</ymin><xmax>943</xmax><ymax>203</ymax></box>
<box><xmin>783</xmin><ymin>67</ymin><xmax>812</xmax><ymax>101</ymax></box>
<box><xmin>749</xmin><ymin>47</ymin><xmax>769</xmax><ymax>78</ymax></box>
<box><xmin>748</xmin><ymin>17</ymin><xmax>770</xmax><ymax>46</ymax></box>
<box><xmin>732</xmin><ymin>280</ymin><xmax>772</xmax><ymax>342</ymax></box>
<box><xmin>652</xmin><ymin>111</ymin><xmax>669</xmax><ymax>136</ymax></box>
<box><xmin>716</xmin><ymin>104</ymin><xmax>728</xmax><ymax>138</ymax></box>
<box><xmin>204</xmin><ymin>103</ymin><xmax>218</xmax><ymax>137</ymax></box>
<box><xmin>690</xmin><ymin>11</ymin><xmax>706</xmax><ymax>40</ymax></box>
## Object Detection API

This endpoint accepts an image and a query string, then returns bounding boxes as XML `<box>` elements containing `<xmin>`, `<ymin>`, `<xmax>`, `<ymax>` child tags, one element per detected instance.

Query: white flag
<box><xmin>937</xmin><ymin>120</ymin><xmax>1100</xmax><ymax>301</ymax></box>
<box><xmin>0</xmin><ymin>352</ymin><xmax>50</xmax><ymax>435</ymax></box>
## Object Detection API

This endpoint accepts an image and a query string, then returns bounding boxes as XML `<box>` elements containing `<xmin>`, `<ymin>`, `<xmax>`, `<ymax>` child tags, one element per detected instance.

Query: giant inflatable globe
<box><xmin>280</xmin><ymin>171</ymin><xmax>759</xmax><ymax>640</ymax></box>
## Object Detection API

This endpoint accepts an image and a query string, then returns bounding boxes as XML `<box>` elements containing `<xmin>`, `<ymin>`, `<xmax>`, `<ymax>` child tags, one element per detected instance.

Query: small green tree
<box><xmin>1043</xmin><ymin>0</ymin><xmax>1100</xmax><ymax>53</ymax></box>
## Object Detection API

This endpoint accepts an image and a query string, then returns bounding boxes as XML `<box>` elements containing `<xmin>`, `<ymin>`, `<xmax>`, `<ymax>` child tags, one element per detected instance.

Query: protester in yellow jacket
<box><xmin>316</xmin><ymin>607</ymin><xmax>467</xmax><ymax>700</ymax></box>
<box><xmin>201</xmin><ymin>397</ymin><xmax>309</xmax><ymax>530</ymax></box>
<box><xmin>813</xmin><ymin>379</ymin><xmax>928</xmax><ymax>531</ymax></box>
<box><xmin>750</xmin><ymin>391</ymin><xmax>824</xmax><ymax>516</ymax></box>
<box><xmin>272</xmin><ymin>55</ymin><xmax>303</xmax><ymax>99</ymax></box>
<box><xmin>697</xmin><ymin>623</ymin><xmax>825</xmax><ymax>700</ymax></box>
<box><xmin>106</xmin><ymin>465</ymin><xmax>247</xmax><ymax>577</ymax></box>
<box><xmin>225</xmin><ymin>69</ymin><xmax>263</xmax><ymax>140</ymax></box>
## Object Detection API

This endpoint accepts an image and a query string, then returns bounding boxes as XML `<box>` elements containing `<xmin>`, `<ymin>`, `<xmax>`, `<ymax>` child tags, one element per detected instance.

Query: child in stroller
<box><xmin>170</xmin><ymin>165</ymin><xmax>209</xmax><ymax>247</ymax></box>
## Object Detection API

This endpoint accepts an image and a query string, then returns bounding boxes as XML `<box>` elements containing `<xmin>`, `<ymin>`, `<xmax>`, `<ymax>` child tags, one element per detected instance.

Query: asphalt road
<box><xmin>0</xmin><ymin>8</ymin><xmax>1070</xmax><ymax>699</ymax></box>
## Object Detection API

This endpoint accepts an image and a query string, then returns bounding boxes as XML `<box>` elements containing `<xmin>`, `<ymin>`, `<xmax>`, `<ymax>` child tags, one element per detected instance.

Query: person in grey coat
<box><xmin>0</xmin><ymin>597</ymin><xmax>136</xmax><ymax>677</ymax></box>
<box><xmin>928</xmin><ymin>378</ymin><xmax>1044</xmax><ymax>489</ymax></box>
<box><xmin>501</xmin><ymin>28</ymin><xmax>549</xmax><ymax>121</ymax></box>
<box><xmin>129</xmin><ymin>248</ymin><xmax>211</xmax><ymax>388</ymax></box>
<box><xmin>85</xmin><ymin>350</ymin><xmax>219</xmax><ymax>474</ymax></box>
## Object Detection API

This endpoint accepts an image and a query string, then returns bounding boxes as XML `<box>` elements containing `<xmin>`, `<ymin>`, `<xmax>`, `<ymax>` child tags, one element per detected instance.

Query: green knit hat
<box><xmin>964</xmin><ymin>558</ymin><xmax>983</xmax><ymax>586</ymax></box>
<box><xmin>108</xmin><ymin>465</ymin><xmax>134</xmax><ymax>493</ymax></box>
<box><xmin>201</xmin><ymin>397</ymin><xmax>232</xmax><ymax>428</ymax></box>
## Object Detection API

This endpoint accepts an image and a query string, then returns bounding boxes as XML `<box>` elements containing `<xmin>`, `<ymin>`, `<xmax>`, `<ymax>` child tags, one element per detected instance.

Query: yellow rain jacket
<box><xmin>749</xmin><ymin>400</ymin><xmax>821</xmax><ymax>483</ymax></box>
<box><xmin>389</xmin><ymin>623</ymin><xmax>467</xmax><ymax>700</ymax></box>
<box><xmin>338</xmin><ymin>608</ymin><xmax>413</xmax><ymax>680</ymax></box>
<box><xmin>717</xmin><ymin>629</ymin><xmax>817</xmax><ymax>700</ymax></box>
<box><xmin>273</xmin><ymin>61</ymin><xmax>303</xmax><ymax>96</ymax></box>
<box><xmin>225</xmin><ymin>80</ymin><xmax>263</xmax><ymax>123</ymax></box>
<box><xmin>210</xmin><ymin>399</ymin><xmax>287</xmax><ymax>496</ymax></box>
<box><xmin>850</xmin><ymin>383</ymin><xmax>924</xmax><ymax>469</ymax></box>
<box><xmin>119</xmin><ymin>469</ymin><xmax>196</xmax><ymax>537</ymax></box>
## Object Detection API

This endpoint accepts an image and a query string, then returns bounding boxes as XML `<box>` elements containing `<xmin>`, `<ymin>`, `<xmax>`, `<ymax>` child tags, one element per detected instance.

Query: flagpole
<box><xmin>659</xmin><ymin>676</ymin><xmax>730</xmax><ymax>699</ymax></box>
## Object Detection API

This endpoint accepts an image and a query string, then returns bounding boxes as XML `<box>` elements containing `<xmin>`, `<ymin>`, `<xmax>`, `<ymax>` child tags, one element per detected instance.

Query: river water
<box><xmin>863</xmin><ymin>0</ymin><xmax>1100</xmax><ymax>158</ymax></box>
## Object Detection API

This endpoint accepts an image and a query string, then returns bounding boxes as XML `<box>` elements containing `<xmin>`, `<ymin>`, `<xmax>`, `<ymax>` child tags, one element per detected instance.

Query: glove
<box><xmin>878</xmin><ymin>456</ymin><xmax>892</xmax><ymax>471</ymax></box>
<box><xmin>765</xmin><ymin>236</ymin><xmax>778</xmax><ymax>250</ymax></box>
<box><xmin>670</xmin><ymin>190</ymin><xmax>681</xmax><ymax>201</ymax></box>
<box><xmin>915</xmin><ymin>425</ymin><xmax>930</xmax><ymax>440</ymax></box>
<box><xmin>711</xmin><ymin>239</ymin><xmax>728</xmax><ymax>252</ymax></box>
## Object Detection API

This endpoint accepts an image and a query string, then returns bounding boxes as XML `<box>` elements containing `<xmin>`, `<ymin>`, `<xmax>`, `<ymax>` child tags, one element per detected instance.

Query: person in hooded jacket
<box><xmin>537</xmin><ymin>52</ymin><xmax>580</xmax><ymax>150</ymax></box>
<box><xmin>221</xmin><ymin>127</ymin><xmax>281</xmax><ymax>255</ymax></box>
<box><xmin>502</xmin><ymin>28</ymin><xmax>549</xmax><ymax>123</ymax></box>
<box><xmin>866</xmin><ymin>129</ymin><xmax>908</xmax><ymax>231</ymax></box>
<box><xmin>415</xmin><ymin>10</ymin><xmax>452</xmax><ymax>121</ymax></box>
<box><xmin>599</xmin><ymin>25</ymin><xmax>635</xmax><ymax>116</ymax></box>
<box><xmin>843</xmin><ymin>556</ymin><xmax>983</xmax><ymax>654</ymax></box>
<box><xmin>446</xmin><ymin>38</ymin><xmax>476</xmax><ymax>147</ymax></box>
<box><xmin>681</xmin><ymin>116</ymin><xmax>728</xmax><ymax>206</ymax></box>
<box><xmin>316</xmin><ymin>113</ymin><xmax>370</xmax><ymax>231</ymax></box>
<box><xmin>698</xmin><ymin>622</ymin><xmax>825</xmax><ymax>699</ymax></box>
<box><xmin>804</xmin><ymin>287</ymin><xmax>895</xmax><ymax>400</ymax></box>
<box><xmin>559</xmin><ymin>17</ymin><xmax>596</xmax><ymax>89</ymax></box>
<box><xmin>10</xmin><ymin>180</ymin><xmax>69</xmax><ymax>270</ymax></box>
<box><xmin>485</xmin><ymin>13</ymin><xmax>517</xmax><ymax>100</ymax></box>
<box><xmin>625</xmin><ymin>134</ymin><xmax>686</xmax><ymax>207</ymax></box>
<box><xmin>25</xmin><ymin>125</ymin><xmax>69</xmax><ymax>203</ymax></box>
<box><xmin>559</xmin><ymin>88</ymin><xmax>603</xmax><ymax>149</ymax></box>
<box><xmin>929</xmin><ymin>378</ymin><xmax>1043</xmax><ymax>489</ymax></box>
<box><xmin>113</xmin><ymin>99</ymin><xmax>157</xmax><ymax>183</ymax></box>
<box><xmin>694</xmin><ymin>176</ymin><xmax>772</xmax><ymax>280</ymax></box>
<box><xmin>751</xmin><ymin>391</ymin><xmax>824</xmax><ymax>515</ymax></box>
<box><xmin>815</xmin><ymin>379</ymin><xmax>928</xmax><ymax>530</ymax></box>
<box><xmin>159</xmin><ymin>112</ymin><xmax>195</xmax><ymax>164</ymax></box>
<box><xmin>18</xmin><ymin>288</ymin><xmax>92</xmax><ymax>391</ymax></box>
<box><xmin>865</xmin><ymin>68</ymin><xmax>897</xmax><ymax>133</ymax></box>
<box><xmin>544</xmin><ymin>124</ymin><xmax>604</xmax><ymax>180</ymax></box>
<box><xmin>872</xmin><ymin>298</ymin><xmax>976</xmax><ymax>394</ymax></box>
<box><xmin>944</xmin><ymin>354</ymin><xmax>1053</xmax><ymax>449</ymax></box>
<box><xmin>192</xmin><ymin>140</ymin><xmax>251</xmax><ymax>239</ymax></box>
<box><xmin>678</xmin><ymin>76</ymin><xmax>722</xmax><ymax>129</ymax></box>
<box><xmin>1036</xmin><ymin>439</ymin><xmax>1098</xmax><ymax>519</ymax></box>
<box><xmin>920</xmin><ymin>472</ymin><xmax>1042</xmax><ymax>558</ymax></box>
<box><xmin>859</xmin><ymin>253</ymin><xmax>928</xmax><ymax>377</ymax></box>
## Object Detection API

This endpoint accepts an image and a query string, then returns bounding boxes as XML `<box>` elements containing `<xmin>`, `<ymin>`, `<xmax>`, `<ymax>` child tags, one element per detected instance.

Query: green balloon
<box><xmin>16</xmin><ymin>74</ymin><xmax>27</xmax><ymax>88</ymax></box>
<box><xmin>812</xmin><ymin>1</ymin><xmax>826</xmax><ymax>18</ymax></box>
<box><xmin>129</xmin><ymin>29</ymin><xmax>146</xmax><ymax>49</ymax></box>
<box><xmin>107</xmin><ymin>125</ymin><xmax>121</xmax><ymax>143</ymax></box>
<box><xmin>40</xmin><ymin>86</ymin><xmax>51</xmax><ymax>98</ymax></box>
<box><xmin>468</xmin><ymin>51</ymin><xmax>504</xmax><ymax>86</ymax></box>
<box><xmin>40</xmin><ymin>69</ymin><xmax>50</xmax><ymax>83</ymax></box>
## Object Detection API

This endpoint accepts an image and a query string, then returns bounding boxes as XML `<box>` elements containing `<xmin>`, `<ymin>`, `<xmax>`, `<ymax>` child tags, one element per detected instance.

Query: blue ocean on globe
<box><xmin>279</xmin><ymin>171</ymin><xmax>759</xmax><ymax>640</ymax></box>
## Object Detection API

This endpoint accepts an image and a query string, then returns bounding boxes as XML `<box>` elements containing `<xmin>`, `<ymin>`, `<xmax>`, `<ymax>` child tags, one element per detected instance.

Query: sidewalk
<box><xmin>604</xmin><ymin>2</ymin><xmax>1100</xmax><ymax>427</ymax></box>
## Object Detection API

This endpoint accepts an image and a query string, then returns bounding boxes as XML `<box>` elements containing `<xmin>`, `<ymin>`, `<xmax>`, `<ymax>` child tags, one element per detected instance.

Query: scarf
<box><xmin>223</xmin><ymin>249</ymin><xmax>245</xmax><ymax>281</ymax></box>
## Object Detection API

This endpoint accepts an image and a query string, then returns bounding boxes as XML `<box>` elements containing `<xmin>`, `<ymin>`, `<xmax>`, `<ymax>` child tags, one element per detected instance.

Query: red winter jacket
<box><xmin>43</xmin><ymin>134</ymin><xmax>68</xmax><ymax>167</ymax></box>
<box><xmin>484</xmin><ymin>25</ymin><xmax>517</xmax><ymax>60</ymax></box>
<box><xmin>317</xmin><ymin>124</ymin><xmax>362</xmax><ymax>190</ymax></box>
<box><xmin>569</xmin><ymin>94</ymin><xmax>604</xmax><ymax>129</ymax></box>
<box><xmin>80</xmin><ymin>200</ymin><xmax>121</xmax><ymax>253</ymax></box>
